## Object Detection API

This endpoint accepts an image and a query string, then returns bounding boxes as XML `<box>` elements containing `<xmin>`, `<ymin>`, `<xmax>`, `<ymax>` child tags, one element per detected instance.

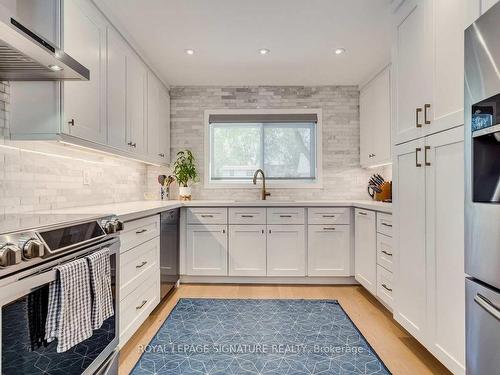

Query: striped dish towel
<box><xmin>86</xmin><ymin>248</ymin><xmax>114</xmax><ymax>329</ymax></box>
<box><xmin>45</xmin><ymin>258</ymin><xmax>92</xmax><ymax>353</ymax></box>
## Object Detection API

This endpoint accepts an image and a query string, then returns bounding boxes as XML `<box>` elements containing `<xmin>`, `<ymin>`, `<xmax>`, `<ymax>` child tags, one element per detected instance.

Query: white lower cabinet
<box><xmin>424</xmin><ymin>127</ymin><xmax>465</xmax><ymax>374</ymax></box>
<box><xmin>394</xmin><ymin>126</ymin><xmax>465</xmax><ymax>374</ymax></box>
<box><xmin>229</xmin><ymin>225</ymin><xmax>267</xmax><ymax>276</ymax></box>
<box><xmin>186</xmin><ymin>224</ymin><xmax>228</xmax><ymax>276</ymax></box>
<box><xmin>267</xmin><ymin>225</ymin><xmax>306</xmax><ymax>276</ymax></box>
<box><xmin>307</xmin><ymin>225</ymin><xmax>351</xmax><ymax>276</ymax></box>
<box><xmin>376</xmin><ymin>265</ymin><xmax>394</xmax><ymax>307</ymax></box>
<box><xmin>119</xmin><ymin>215</ymin><xmax>161</xmax><ymax>347</ymax></box>
<box><xmin>354</xmin><ymin>209</ymin><xmax>377</xmax><ymax>294</ymax></box>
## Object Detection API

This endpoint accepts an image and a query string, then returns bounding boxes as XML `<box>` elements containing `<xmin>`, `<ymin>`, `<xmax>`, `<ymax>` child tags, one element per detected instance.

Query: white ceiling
<box><xmin>95</xmin><ymin>0</ymin><xmax>393</xmax><ymax>86</ymax></box>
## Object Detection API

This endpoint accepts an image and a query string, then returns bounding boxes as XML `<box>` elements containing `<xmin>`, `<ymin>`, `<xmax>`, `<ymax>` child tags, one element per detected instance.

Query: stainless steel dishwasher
<box><xmin>160</xmin><ymin>208</ymin><xmax>180</xmax><ymax>299</ymax></box>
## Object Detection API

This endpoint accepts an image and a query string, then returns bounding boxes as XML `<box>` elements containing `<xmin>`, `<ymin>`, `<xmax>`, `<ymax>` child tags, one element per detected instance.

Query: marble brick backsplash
<box><xmin>0</xmin><ymin>82</ymin><xmax>391</xmax><ymax>214</ymax></box>
<box><xmin>166</xmin><ymin>86</ymin><xmax>391</xmax><ymax>201</ymax></box>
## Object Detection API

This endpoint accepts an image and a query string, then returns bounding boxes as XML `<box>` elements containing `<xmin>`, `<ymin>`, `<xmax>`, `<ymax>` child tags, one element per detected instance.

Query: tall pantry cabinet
<box><xmin>392</xmin><ymin>0</ymin><xmax>472</xmax><ymax>374</ymax></box>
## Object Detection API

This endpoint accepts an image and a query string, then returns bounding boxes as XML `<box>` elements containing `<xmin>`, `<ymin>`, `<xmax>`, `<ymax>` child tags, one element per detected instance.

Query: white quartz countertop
<box><xmin>39</xmin><ymin>199</ymin><xmax>391</xmax><ymax>221</ymax></box>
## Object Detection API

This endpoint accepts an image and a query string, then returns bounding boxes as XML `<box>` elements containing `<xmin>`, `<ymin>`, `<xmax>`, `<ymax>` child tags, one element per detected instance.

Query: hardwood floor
<box><xmin>119</xmin><ymin>284</ymin><xmax>452</xmax><ymax>375</ymax></box>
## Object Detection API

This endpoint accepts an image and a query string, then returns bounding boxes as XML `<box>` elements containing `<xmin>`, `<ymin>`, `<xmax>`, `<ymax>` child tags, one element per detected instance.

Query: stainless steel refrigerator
<box><xmin>464</xmin><ymin>3</ymin><xmax>500</xmax><ymax>374</ymax></box>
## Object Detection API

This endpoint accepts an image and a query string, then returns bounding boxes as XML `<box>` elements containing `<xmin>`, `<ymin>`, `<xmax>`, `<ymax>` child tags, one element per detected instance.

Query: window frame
<box><xmin>204</xmin><ymin>108</ymin><xmax>323</xmax><ymax>189</ymax></box>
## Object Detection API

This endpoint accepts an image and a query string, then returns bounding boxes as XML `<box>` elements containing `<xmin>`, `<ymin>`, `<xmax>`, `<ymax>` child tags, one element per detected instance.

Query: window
<box><xmin>206</xmin><ymin>110</ymin><xmax>321</xmax><ymax>187</ymax></box>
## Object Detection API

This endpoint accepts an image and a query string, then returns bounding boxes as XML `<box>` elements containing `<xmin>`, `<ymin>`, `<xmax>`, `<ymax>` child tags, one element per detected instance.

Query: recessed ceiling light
<box><xmin>335</xmin><ymin>48</ymin><xmax>346</xmax><ymax>55</ymax></box>
<box><xmin>185</xmin><ymin>49</ymin><xmax>195</xmax><ymax>55</ymax></box>
<box><xmin>259</xmin><ymin>48</ymin><xmax>270</xmax><ymax>55</ymax></box>
<box><xmin>48</xmin><ymin>64</ymin><xmax>63</xmax><ymax>71</ymax></box>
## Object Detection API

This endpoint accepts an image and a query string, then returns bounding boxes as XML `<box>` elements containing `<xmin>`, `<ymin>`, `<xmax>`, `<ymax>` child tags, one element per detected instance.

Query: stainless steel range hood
<box><xmin>0</xmin><ymin>5</ymin><xmax>89</xmax><ymax>81</ymax></box>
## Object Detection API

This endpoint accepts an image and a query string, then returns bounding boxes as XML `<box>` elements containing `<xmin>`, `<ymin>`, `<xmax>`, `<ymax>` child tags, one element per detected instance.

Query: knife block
<box><xmin>375</xmin><ymin>181</ymin><xmax>392</xmax><ymax>202</ymax></box>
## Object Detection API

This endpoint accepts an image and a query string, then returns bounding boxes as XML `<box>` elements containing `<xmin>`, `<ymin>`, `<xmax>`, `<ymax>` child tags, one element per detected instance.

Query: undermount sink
<box><xmin>233</xmin><ymin>199</ymin><xmax>297</xmax><ymax>203</ymax></box>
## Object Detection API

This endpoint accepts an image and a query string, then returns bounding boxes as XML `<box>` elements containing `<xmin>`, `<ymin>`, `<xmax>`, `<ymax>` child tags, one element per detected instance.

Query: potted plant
<box><xmin>172</xmin><ymin>149</ymin><xmax>198</xmax><ymax>200</ymax></box>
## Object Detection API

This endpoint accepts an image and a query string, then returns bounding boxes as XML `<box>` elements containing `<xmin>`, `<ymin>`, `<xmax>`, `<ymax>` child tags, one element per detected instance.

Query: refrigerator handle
<box><xmin>474</xmin><ymin>293</ymin><xmax>500</xmax><ymax>320</ymax></box>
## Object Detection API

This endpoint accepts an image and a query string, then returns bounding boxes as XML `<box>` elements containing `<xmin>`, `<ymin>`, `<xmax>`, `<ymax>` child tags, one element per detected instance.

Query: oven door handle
<box><xmin>0</xmin><ymin>240</ymin><xmax>118</xmax><ymax>305</ymax></box>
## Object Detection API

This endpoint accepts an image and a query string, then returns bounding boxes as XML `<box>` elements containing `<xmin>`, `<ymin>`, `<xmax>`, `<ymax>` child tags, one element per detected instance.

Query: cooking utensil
<box><xmin>158</xmin><ymin>175</ymin><xmax>167</xmax><ymax>186</ymax></box>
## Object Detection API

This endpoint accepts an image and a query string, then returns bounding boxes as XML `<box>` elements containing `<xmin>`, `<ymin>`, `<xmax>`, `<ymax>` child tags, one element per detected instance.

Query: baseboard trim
<box><xmin>180</xmin><ymin>275</ymin><xmax>358</xmax><ymax>285</ymax></box>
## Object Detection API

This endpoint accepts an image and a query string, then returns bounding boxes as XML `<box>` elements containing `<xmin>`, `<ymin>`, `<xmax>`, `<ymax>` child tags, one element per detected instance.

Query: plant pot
<box><xmin>179</xmin><ymin>186</ymin><xmax>192</xmax><ymax>201</ymax></box>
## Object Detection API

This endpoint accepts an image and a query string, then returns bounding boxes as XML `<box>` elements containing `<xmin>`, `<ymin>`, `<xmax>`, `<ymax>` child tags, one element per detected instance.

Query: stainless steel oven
<box><xmin>0</xmin><ymin>214</ymin><xmax>123</xmax><ymax>375</ymax></box>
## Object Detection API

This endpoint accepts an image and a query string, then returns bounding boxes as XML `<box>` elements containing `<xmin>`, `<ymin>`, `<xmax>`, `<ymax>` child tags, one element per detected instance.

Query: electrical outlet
<box><xmin>83</xmin><ymin>170</ymin><xmax>91</xmax><ymax>185</ymax></box>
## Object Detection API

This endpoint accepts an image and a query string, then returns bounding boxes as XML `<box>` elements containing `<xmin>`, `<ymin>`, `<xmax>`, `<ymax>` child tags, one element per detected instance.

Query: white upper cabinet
<box><xmin>8</xmin><ymin>0</ymin><xmax>170</xmax><ymax>165</ymax></box>
<box><xmin>147</xmin><ymin>72</ymin><xmax>170</xmax><ymax>162</ymax></box>
<box><xmin>360</xmin><ymin>66</ymin><xmax>391</xmax><ymax>167</ymax></box>
<box><xmin>126</xmin><ymin>53</ymin><xmax>147</xmax><ymax>154</ymax></box>
<box><xmin>393</xmin><ymin>0</ymin><xmax>430</xmax><ymax>145</ymax></box>
<box><xmin>147</xmin><ymin>72</ymin><xmax>161</xmax><ymax>159</ymax></box>
<box><xmin>158</xmin><ymin>87</ymin><xmax>171</xmax><ymax>163</ymax></box>
<box><xmin>107</xmin><ymin>28</ymin><xmax>128</xmax><ymax>150</ymax></box>
<box><xmin>393</xmin><ymin>0</ymin><xmax>470</xmax><ymax>145</ymax></box>
<box><xmin>63</xmin><ymin>0</ymin><xmax>107</xmax><ymax>144</ymax></box>
<box><xmin>428</xmin><ymin>0</ymin><xmax>467</xmax><ymax>134</ymax></box>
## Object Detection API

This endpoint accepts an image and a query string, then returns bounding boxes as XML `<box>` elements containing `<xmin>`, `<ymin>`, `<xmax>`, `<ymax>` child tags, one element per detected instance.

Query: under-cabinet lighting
<box><xmin>0</xmin><ymin>143</ymin><xmax>104</xmax><ymax>165</ymax></box>
<box><xmin>366</xmin><ymin>162</ymin><xmax>392</xmax><ymax>169</ymax></box>
<box><xmin>335</xmin><ymin>48</ymin><xmax>346</xmax><ymax>55</ymax></box>
<box><xmin>259</xmin><ymin>48</ymin><xmax>270</xmax><ymax>55</ymax></box>
<box><xmin>58</xmin><ymin>141</ymin><xmax>162</xmax><ymax>167</ymax></box>
<box><xmin>185</xmin><ymin>49</ymin><xmax>195</xmax><ymax>55</ymax></box>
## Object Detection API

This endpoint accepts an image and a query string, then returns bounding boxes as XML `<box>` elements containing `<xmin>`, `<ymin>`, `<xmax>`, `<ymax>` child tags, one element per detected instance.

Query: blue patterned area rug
<box><xmin>131</xmin><ymin>299</ymin><xmax>391</xmax><ymax>375</ymax></box>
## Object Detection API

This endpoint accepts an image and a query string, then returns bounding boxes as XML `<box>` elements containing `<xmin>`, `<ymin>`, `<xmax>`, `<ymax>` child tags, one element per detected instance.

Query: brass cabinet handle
<box><xmin>201</xmin><ymin>214</ymin><xmax>214</xmax><ymax>218</ymax></box>
<box><xmin>381</xmin><ymin>250</ymin><xmax>393</xmax><ymax>256</ymax></box>
<box><xmin>357</xmin><ymin>211</ymin><xmax>367</xmax><ymax>216</ymax></box>
<box><xmin>262</xmin><ymin>229</ymin><xmax>264</xmax><ymax>234</ymax></box>
<box><xmin>136</xmin><ymin>261</ymin><xmax>147</xmax><ymax>268</ymax></box>
<box><xmin>416</xmin><ymin>108</ymin><xmax>422</xmax><ymax>128</ymax></box>
<box><xmin>424</xmin><ymin>104</ymin><xmax>431</xmax><ymax>125</ymax></box>
<box><xmin>424</xmin><ymin>145</ymin><xmax>431</xmax><ymax>166</ymax></box>
<box><xmin>136</xmin><ymin>229</ymin><xmax>147</xmax><ymax>234</ymax></box>
<box><xmin>322</xmin><ymin>215</ymin><xmax>336</xmax><ymax>218</ymax></box>
<box><xmin>222</xmin><ymin>229</ymin><xmax>226</xmax><ymax>234</ymax></box>
<box><xmin>381</xmin><ymin>222</ymin><xmax>392</xmax><ymax>228</ymax></box>
<box><xmin>279</xmin><ymin>215</ymin><xmax>292</xmax><ymax>218</ymax></box>
<box><xmin>241</xmin><ymin>215</ymin><xmax>254</xmax><ymax>218</ymax></box>
<box><xmin>68</xmin><ymin>119</ymin><xmax>75</xmax><ymax>126</ymax></box>
<box><xmin>382</xmin><ymin>284</ymin><xmax>393</xmax><ymax>292</ymax></box>
<box><xmin>323</xmin><ymin>227</ymin><xmax>336</xmax><ymax>230</ymax></box>
<box><xmin>136</xmin><ymin>300</ymin><xmax>148</xmax><ymax>310</ymax></box>
<box><xmin>416</xmin><ymin>147</ymin><xmax>422</xmax><ymax>167</ymax></box>
<box><xmin>269</xmin><ymin>229</ymin><xmax>272</xmax><ymax>234</ymax></box>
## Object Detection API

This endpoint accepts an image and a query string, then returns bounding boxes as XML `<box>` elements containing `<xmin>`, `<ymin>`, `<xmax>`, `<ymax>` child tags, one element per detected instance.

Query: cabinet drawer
<box><xmin>121</xmin><ymin>215</ymin><xmax>160</xmax><ymax>253</ymax></box>
<box><xmin>377</xmin><ymin>212</ymin><xmax>393</xmax><ymax>237</ymax></box>
<box><xmin>308</xmin><ymin>207</ymin><xmax>351</xmax><ymax>225</ymax></box>
<box><xmin>377</xmin><ymin>265</ymin><xmax>393</xmax><ymax>309</ymax></box>
<box><xmin>376</xmin><ymin>233</ymin><xmax>394</xmax><ymax>272</ymax></box>
<box><xmin>229</xmin><ymin>207</ymin><xmax>266</xmax><ymax>225</ymax></box>
<box><xmin>187</xmin><ymin>208</ymin><xmax>227</xmax><ymax>224</ymax></box>
<box><xmin>119</xmin><ymin>271</ymin><xmax>160</xmax><ymax>346</ymax></box>
<box><xmin>120</xmin><ymin>237</ymin><xmax>159</xmax><ymax>299</ymax></box>
<box><xmin>267</xmin><ymin>208</ymin><xmax>305</xmax><ymax>225</ymax></box>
